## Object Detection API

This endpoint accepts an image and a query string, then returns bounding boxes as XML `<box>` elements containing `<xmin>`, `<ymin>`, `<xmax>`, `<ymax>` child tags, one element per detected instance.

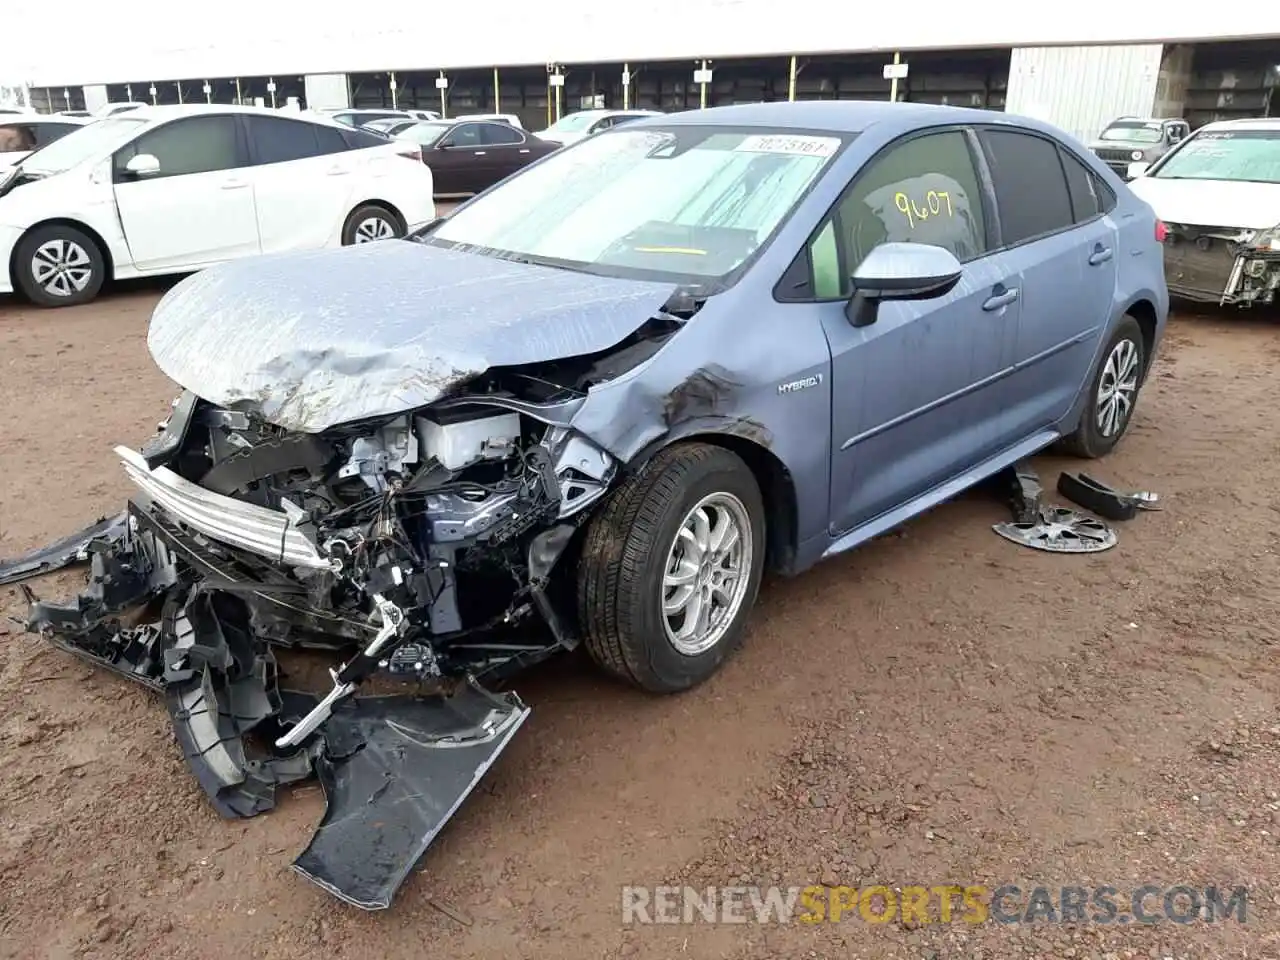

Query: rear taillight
<box><xmin>1154</xmin><ymin>220</ymin><xmax>1168</xmax><ymax>243</ymax></box>
<box><xmin>397</xmin><ymin>146</ymin><xmax>422</xmax><ymax>163</ymax></box>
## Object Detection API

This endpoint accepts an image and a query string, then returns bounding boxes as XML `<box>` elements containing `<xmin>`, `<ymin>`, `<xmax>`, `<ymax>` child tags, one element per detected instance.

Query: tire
<box><xmin>577</xmin><ymin>442</ymin><xmax>767</xmax><ymax>694</ymax></box>
<box><xmin>341</xmin><ymin>203</ymin><xmax>404</xmax><ymax>246</ymax></box>
<box><xmin>1059</xmin><ymin>314</ymin><xmax>1146</xmax><ymax>458</ymax></box>
<box><xmin>13</xmin><ymin>224</ymin><xmax>106</xmax><ymax>307</ymax></box>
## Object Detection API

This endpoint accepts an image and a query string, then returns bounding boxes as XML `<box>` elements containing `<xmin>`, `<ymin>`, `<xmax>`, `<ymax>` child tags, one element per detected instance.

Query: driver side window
<box><xmin>808</xmin><ymin>129</ymin><xmax>989</xmax><ymax>299</ymax></box>
<box><xmin>114</xmin><ymin>116</ymin><xmax>241</xmax><ymax>181</ymax></box>
<box><xmin>444</xmin><ymin>123</ymin><xmax>482</xmax><ymax>148</ymax></box>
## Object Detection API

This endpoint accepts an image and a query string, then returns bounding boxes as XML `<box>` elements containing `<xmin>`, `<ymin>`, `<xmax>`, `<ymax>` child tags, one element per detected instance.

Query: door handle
<box><xmin>220</xmin><ymin>179</ymin><xmax>248</xmax><ymax>190</ymax></box>
<box><xmin>473</xmin><ymin>151</ymin><xmax>487</xmax><ymax>156</ymax></box>
<box><xmin>518</xmin><ymin>149</ymin><xmax>530</xmax><ymax>154</ymax></box>
<box><xmin>1088</xmin><ymin>246</ymin><xmax>1114</xmax><ymax>266</ymax></box>
<box><xmin>982</xmin><ymin>286</ymin><xmax>1019</xmax><ymax>311</ymax></box>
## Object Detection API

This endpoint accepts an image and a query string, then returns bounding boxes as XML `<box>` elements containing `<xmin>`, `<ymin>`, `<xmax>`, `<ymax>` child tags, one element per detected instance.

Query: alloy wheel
<box><xmin>661</xmin><ymin>492</ymin><xmax>754</xmax><ymax>656</ymax></box>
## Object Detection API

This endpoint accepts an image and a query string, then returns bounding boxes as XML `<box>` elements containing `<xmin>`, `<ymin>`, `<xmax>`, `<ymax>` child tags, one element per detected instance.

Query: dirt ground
<box><xmin>1</xmin><ymin>284</ymin><xmax>1278</xmax><ymax>960</ymax></box>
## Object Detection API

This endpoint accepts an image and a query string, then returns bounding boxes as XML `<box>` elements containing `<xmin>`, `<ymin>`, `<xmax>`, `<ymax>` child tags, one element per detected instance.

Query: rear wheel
<box><xmin>341</xmin><ymin>204</ymin><xmax>404</xmax><ymax>245</ymax></box>
<box><xmin>1060</xmin><ymin>314</ymin><xmax>1146</xmax><ymax>458</ymax></box>
<box><xmin>14</xmin><ymin>224</ymin><xmax>106</xmax><ymax>307</ymax></box>
<box><xmin>577</xmin><ymin>443</ymin><xmax>766</xmax><ymax>694</ymax></box>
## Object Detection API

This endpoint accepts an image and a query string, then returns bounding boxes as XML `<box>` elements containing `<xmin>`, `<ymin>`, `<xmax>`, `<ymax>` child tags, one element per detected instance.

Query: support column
<box><xmin>303</xmin><ymin>74</ymin><xmax>350</xmax><ymax>110</ymax></box>
<box><xmin>82</xmin><ymin>84</ymin><xmax>108</xmax><ymax>112</ymax></box>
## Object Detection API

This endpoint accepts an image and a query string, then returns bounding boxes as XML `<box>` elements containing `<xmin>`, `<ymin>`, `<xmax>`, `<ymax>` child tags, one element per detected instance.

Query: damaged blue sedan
<box><xmin>2</xmin><ymin>101</ymin><xmax>1168</xmax><ymax>910</ymax></box>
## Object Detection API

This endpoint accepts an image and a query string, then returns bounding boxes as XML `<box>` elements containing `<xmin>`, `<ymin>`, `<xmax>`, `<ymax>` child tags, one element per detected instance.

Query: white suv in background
<box><xmin>0</xmin><ymin>104</ymin><xmax>436</xmax><ymax>307</ymax></box>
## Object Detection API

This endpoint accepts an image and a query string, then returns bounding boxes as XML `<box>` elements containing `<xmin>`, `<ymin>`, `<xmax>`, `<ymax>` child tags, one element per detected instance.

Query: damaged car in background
<box><xmin>1128</xmin><ymin>117</ymin><xmax>1280</xmax><ymax>306</ymax></box>
<box><xmin>1</xmin><ymin>101</ymin><xmax>1167</xmax><ymax>911</ymax></box>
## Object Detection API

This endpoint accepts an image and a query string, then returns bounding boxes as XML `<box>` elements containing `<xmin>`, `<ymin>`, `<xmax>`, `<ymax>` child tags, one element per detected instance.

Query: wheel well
<box><xmin>8</xmin><ymin>218</ymin><xmax>114</xmax><ymax>288</ymax></box>
<box><xmin>1127</xmin><ymin>299</ymin><xmax>1158</xmax><ymax>375</ymax></box>
<box><xmin>349</xmin><ymin>200</ymin><xmax>405</xmax><ymax>232</ymax></box>
<box><xmin>663</xmin><ymin>434</ymin><xmax>798</xmax><ymax>574</ymax></box>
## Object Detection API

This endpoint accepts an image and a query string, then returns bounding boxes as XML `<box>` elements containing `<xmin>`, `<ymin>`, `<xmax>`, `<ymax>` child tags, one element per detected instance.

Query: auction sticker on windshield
<box><xmin>735</xmin><ymin>134</ymin><xmax>841</xmax><ymax>157</ymax></box>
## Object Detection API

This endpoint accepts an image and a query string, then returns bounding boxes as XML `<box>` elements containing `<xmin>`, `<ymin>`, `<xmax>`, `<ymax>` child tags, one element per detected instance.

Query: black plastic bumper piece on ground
<box><xmin>0</xmin><ymin>513</ymin><xmax>128</xmax><ymax>586</ymax></box>
<box><xmin>1056</xmin><ymin>472</ymin><xmax>1140</xmax><ymax>522</ymax></box>
<box><xmin>293</xmin><ymin>682</ymin><xmax>531</xmax><ymax>910</ymax></box>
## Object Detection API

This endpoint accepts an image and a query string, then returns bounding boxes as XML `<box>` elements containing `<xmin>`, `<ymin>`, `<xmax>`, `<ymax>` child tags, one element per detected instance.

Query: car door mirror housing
<box><xmin>125</xmin><ymin>153</ymin><xmax>161</xmax><ymax>177</ymax></box>
<box><xmin>436</xmin><ymin>140</ymin><xmax>453</xmax><ymax>150</ymax></box>
<box><xmin>1126</xmin><ymin>160</ymin><xmax>1151</xmax><ymax>179</ymax></box>
<box><xmin>845</xmin><ymin>243</ymin><xmax>963</xmax><ymax>327</ymax></box>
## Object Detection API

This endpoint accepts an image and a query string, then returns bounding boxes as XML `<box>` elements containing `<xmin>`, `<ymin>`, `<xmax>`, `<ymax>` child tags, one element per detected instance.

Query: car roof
<box><xmin>1197</xmin><ymin>116</ymin><xmax>1280</xmax><ymax>132</ymax></box>
<box><xmin>0</xmin><ymin>115</ymin><xmax>89</xmax><ymax>125</ymax></box>
<box><xmin>102</xmin><ymin>103</ymin><xmax>354</xmax><ymax>129</ymax></box>
<box><xmin>648</xmin><ymin>100</ymin><xmax>1000</xmax><ymax>134</ymax></box>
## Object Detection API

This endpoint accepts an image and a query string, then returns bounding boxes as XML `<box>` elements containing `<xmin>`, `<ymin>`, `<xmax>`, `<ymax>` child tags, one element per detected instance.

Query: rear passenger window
<box><xmin>812</xmin><ymin>129</ymin><xmax>988</xmax><ymax>298</ymax></box>
<box><xmin>479</xmin><ymin>122</ymin><xmax>523</xmax><ymax>145</ymax></box>
<box><xmin>981</xmin><ymin>130</ymin><xmax>1075</xmax><ymax>245</ymax></box>
<box><xmin>1058</xmin><ymin>148</ymin><xmax>1111</xmax><ymax>223</ymax></box>
<box><xmin>342</xmin><ymin>128</ymin><xmax>390</xmax><ymax>149</ymax></box>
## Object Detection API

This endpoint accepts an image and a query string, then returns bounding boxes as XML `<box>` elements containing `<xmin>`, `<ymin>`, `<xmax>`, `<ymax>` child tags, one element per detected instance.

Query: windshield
<box><xmin>1153</xmin><ymin>129</ymin><xmax>1280</xmax><ymax>183</ymax></box>
<box><xmin>545</xmin><ymin>112</ymin><xmax>602</xmax><ymax>134</ymax></box>
<box><xmin>429</xmin><ymin>125</ymin><xmax>846</xmax><ymax>282</ymax></box>
<box><xmin>399</xmin><ymin>122</ymin><xmax>452</xmax><ymax>147</ymax></box>
<box><xmin>1100</xmin><ymin>122</ymin><xmax>1164</xmax><ymax>143</ymax></box>
<box><xmin>21</xmin><ymin>116</ymin><xmax>147</xmax><ymax>174</ymax></box>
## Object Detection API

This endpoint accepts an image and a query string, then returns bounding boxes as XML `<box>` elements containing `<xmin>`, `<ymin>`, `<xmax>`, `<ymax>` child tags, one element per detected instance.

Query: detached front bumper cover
<box><xmin>8</xmin><ymin>501</ymin><xmax>531</xmax><ymax>911</ymax></box>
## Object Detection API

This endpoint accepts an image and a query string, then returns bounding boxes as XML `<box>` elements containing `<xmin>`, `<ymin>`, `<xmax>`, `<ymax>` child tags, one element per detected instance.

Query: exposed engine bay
<box><xmin>1162</xmin><ymin>221</ymin><xmax>1280</xmax><ymax>306</ymax></box>
<box><xmin>1</xmin><ymin>307</ymin><xmax>690</xmax><ymax>910</ymax></box>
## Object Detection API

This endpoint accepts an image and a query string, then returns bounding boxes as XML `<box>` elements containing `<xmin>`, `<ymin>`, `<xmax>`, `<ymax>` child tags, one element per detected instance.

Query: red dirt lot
<box><xmin>1</xmin><ymin>286</ymin><xmax>1278</xmax><ymax>960</ymax></box>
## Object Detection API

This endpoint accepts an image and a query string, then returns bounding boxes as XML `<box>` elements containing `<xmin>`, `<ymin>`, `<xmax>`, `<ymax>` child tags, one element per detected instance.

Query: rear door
<box><xmin>472</xmin><ymin>121</ymin><xmax>535</xmax><ymax>190</ymax></box>
<box><xmin>975</xmin><ymin>127</ymin><xmax>1118</xmax><ymax>439</ymax></box>
<box><xmin>240</xmin><ymin>114</ymin><xmax>357</xmax><ymax>252</ymax></box>
<box><xmin>113</xmin><ymin>115</ymin><xmax>260</xmax><ymax>270</ymax></box>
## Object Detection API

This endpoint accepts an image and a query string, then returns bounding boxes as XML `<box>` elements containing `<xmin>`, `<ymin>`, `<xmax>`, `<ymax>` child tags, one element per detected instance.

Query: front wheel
<box><xmin>1060</xmin><ymin>314</ymin><xmax>1147</xmax><ymax>458</ymax></box>
<box><xmin>577</xmin><ymin>443</ymin><xmax>766</xmax><ymax>694</ymax></box>
<box><xmin>14</xmin><ymin>224</ymin><xmax>106</xmax><ymax>307</ymax></box>
<box><xmin>341</xmin><ymin>203</ymin><xmax>404</xmax><ymax>245</ymax></box>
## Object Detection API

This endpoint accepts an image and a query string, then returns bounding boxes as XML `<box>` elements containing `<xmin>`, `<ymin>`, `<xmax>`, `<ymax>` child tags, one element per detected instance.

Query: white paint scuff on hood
<box><xmin>1128</xmin><ymin>176</ymin><xmax>1280</xmax><ymax>231</ymax></box>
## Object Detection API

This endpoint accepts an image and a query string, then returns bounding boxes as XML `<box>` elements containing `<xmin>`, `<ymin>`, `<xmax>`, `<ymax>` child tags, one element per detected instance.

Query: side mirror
<box><xmin>435</xmin><ymin>140</ymin><xmax>453</xmax><ymax>150</ymax></box>
<box><xmin>1126</xmin><ymin>160</ymin><xmax>1151</xmax><ymax>180</ymax></box>
<box><xmin>125</xmin><ymin>153</ymin><xmax>160</xmax><ymax>177</ymax></box>
<box><xmin>844</xmin><ymin>242</ymin><xmax>962</xmax><ymax>326</ymax></box>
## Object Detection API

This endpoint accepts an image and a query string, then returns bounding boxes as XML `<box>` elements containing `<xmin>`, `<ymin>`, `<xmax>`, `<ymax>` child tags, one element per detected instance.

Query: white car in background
<box><xmin>1127</xmin><ymin>117</ymin><xmax>1280</xmax><ymax>307</ymax></box>
<box><xmin>455</xmin><ymin>113</ymin><xmax>524</xmax><ymax>129</ymax></box>
<box><xmin>535</xmin><ymin>108</ymin><xmax>662</xmax><ymax>146</ymax></box>
<box><xmin>0</xmin><ymin>104</ymin><xmax>435</xmax><ymax>307</ymax></box>
<box><xmin>94</xmin><ymin>102</ymin><xmax>148</xmax><ymax>117</ymax></box>
<box><xmin>0</xmin><ymin>114</ymin><xmax>90</xmax><ymax>167</ymax></box>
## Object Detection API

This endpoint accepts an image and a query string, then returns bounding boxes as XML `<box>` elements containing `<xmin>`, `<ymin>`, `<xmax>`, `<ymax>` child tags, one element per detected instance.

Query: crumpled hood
<box><xmin>1128</xmin><ymin>177</ymin><xmax>1280</xmax><ymax>232</ymax></box>
<box><xmin>148</xmin><ymin>242</ymin><xmax>678</xmax><ymax>433</ymax></box>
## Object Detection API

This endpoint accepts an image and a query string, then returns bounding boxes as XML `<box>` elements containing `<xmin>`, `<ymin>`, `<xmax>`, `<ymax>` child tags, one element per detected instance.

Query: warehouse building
<box><xmin>8</xmin><ymin>2</ymin><xmax>1280</xmax><ymax>141</ymax></box>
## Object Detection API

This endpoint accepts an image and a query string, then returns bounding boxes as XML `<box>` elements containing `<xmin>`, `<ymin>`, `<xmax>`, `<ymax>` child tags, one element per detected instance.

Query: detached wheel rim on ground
<box><xmin>353</xmin><ymin>216</ymin><xmax>396</xmax><ymax>243</ymax></box>
<box><xmin>31</xmin><ymin>239</ymin><xmax>93</xmax><ymax>297</ymax></box>
<box><xmin>662</xmin><ymin>492</ymin><xmax>753</xmax><ymax>656</ymax></box>
<box><xmin>1096</xmin><ymin>338</ymin><xmax>1140</xmax><ymax>438</ymax></box>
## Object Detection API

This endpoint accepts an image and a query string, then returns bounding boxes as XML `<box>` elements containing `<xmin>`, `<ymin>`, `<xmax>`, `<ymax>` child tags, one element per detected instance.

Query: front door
<box><xmin>432</xmin><ymin>122</ymin><xmax>488</xmax><ymax>195</ymax></box>
<box><xmin>113</xmin><ymin>115</ymin><xmax>259</xmax><ymax>271</ymax></box>
<box><xmin>800</xmin><ymin>128</ymin><xmax>1020</xmax><ymax>534</ymax></box>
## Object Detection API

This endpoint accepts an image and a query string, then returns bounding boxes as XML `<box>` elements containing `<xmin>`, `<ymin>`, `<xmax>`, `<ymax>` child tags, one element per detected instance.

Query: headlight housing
<box><xmin>1251</xmin><ymin>223</ymin><xmax>1280</xmax><ymax>252</ymax></box>
<box><xmin>1131</xmin><ymin>150</ymin><xmax>1144</xmax><ymax>161</ymax></box>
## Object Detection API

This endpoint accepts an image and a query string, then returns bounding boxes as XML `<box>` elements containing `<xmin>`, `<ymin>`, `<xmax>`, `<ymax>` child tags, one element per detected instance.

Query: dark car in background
<box><xmin>1088</xmin><ymin>116</ymin><xmax>1190</xmax><ymax>179</ymax></box>
<box><xmin>395</xmin><ymin>118</ymin><xmax>558</xmax><ymax>197</ymax></box>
